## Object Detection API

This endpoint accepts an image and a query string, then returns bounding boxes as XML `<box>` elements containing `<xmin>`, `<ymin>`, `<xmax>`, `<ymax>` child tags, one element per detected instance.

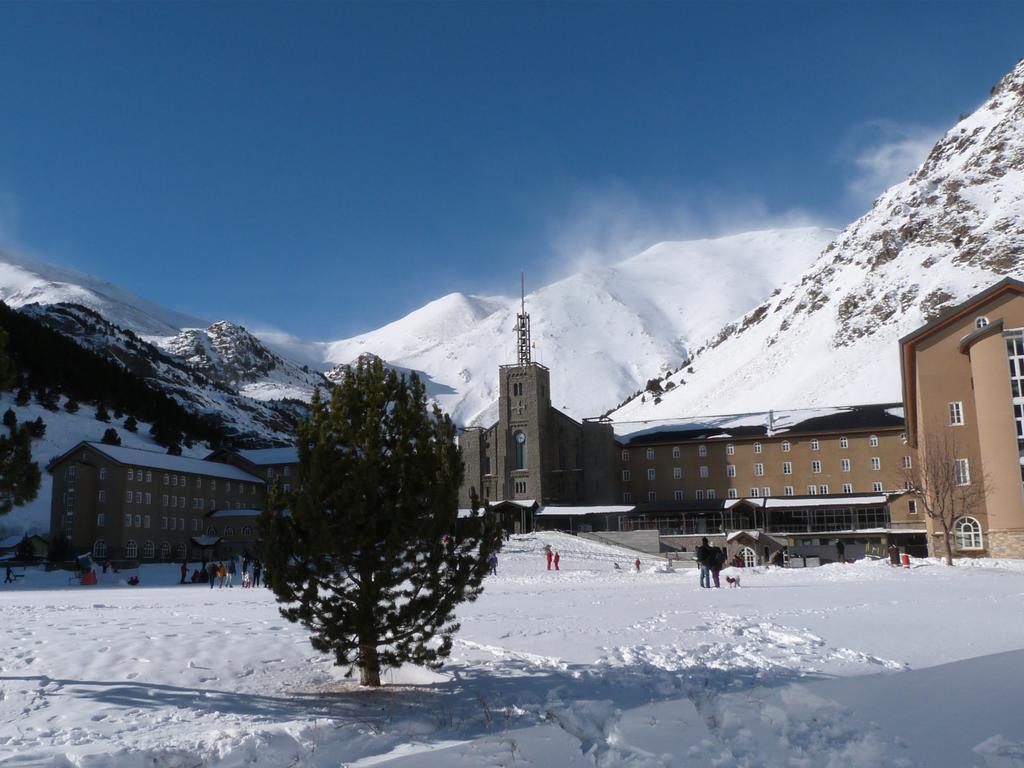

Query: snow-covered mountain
<box><xmin>0</xmin><ymin>248</ymin><xmax>205</xmax><ymax>335</ymax></box>
<box><xmin>162</xmin><ymin>321</ymin><xmax>328</xmax><ymax>402</ymax></box>
<box><xmin>321</xmin><ymin>227</ymin><xmax>837</xmax><ymax>424</ymax></box>
<box><xmin>610</xmin><ymin>58</ymin><xmax>1024</xmax><ymax>422</ymax></box>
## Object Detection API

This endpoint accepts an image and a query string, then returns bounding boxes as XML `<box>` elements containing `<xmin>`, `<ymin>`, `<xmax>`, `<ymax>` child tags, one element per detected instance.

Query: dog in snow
<box><xmin>725</xmin><ymin>575</ymin><xmax>741</xmax><ymax>588</ymax></box>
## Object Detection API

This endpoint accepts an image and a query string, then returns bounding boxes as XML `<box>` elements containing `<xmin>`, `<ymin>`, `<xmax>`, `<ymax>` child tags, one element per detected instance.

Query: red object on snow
<box><xmin>81</xmin><ymin>570</ymin><xmax>97</xmax><ymax>586</ymax></box>
<box><xmin>901</xmin><ymin>553</ymin><xmax>911</xmax><ymax>569</ymax></box>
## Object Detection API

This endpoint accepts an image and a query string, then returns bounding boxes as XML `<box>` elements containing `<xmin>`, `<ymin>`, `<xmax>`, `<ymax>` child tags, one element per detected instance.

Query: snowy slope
<box><xmin>2</xmin><ymin>533</ymin><xmax>1024</xmax><ymax>766</ymax></box>
<box><xmin>611</xmin><ymin>58</ymin><xmax>1024</xmax><ymax>421</ymax></box>
<box><xmin>0</xmin><ymin>248</ymin><xmax>205</xmax><ymax>336</ymax></box>
<box><xmin>322</xmin><ymin>227</ymin><xmax>837</xmax><ymax>425</ymax></box>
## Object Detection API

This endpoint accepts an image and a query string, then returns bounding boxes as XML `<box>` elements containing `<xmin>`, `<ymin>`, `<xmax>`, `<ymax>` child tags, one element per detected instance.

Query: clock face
<box><xmin>515</xmin><ymin>432</ymin><xmax>526</xmax><ymax>444</ymax></box>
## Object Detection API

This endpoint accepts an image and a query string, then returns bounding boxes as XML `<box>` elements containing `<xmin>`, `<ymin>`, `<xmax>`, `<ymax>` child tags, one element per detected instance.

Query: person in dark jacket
<box><xmin>696</xmin><ymin>537</ymin><xmax>713</xmax><ymax>589</ymax></box>
<box><xmin>252</xmin><ymin>560</ymin><xmax>263</xmax><ymax>588</ymax></box>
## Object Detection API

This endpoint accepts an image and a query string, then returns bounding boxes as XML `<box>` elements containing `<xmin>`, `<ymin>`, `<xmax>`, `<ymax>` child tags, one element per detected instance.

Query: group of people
<box><xmin>543</xmin><ymin>544</ymin><xmax>561</xmax><ymax>570</ymax></box>
<box><xmin>179</xmin><ymin>555</ymin><xmax>264</xmax><ymax>589</ymax></box>
<box><xmin>695</xmin><ymin>537</ymin><xmax>728</xmax><ymax>588</ymax></box>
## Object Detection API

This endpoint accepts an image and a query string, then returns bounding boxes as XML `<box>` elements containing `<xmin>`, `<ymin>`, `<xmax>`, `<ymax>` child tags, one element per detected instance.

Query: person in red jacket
<box><xmin>634</xmin><ymin>558</ymin><xmax>641</xmax><ymax>573</ymax></box>
<box><xmin>553</xmin><ymin>551</ymin><xmax>560</xmax><ymax>571</ymax></box>
<box><xmin>545</xmin><ymin>545</ymin><xmax>553</xmax><ymax>570</ymax></box>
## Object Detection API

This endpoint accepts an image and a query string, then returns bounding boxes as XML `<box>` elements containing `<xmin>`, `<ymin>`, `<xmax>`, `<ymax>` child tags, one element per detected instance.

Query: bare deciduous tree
<box><xmin>903</xmin><ymin>426</ymin><xmax>986</xmax><ymax>565</ymax></box>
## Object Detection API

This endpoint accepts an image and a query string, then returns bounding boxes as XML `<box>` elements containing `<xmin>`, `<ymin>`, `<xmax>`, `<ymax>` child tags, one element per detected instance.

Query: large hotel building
<box><xmin>49</xmin><ymin>279</ymin><xmax>1024</xmax><ymax>563</ymax></box>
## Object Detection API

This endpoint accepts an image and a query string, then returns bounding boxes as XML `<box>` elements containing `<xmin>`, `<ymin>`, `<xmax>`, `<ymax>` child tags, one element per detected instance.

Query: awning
<box><xmin>190</xmin><ymin>535</ymin><xmax>222</xmax><ymax>547</ymax></box>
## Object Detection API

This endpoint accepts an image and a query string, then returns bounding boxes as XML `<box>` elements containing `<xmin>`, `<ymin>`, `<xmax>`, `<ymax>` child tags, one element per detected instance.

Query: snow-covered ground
<box><xmin>2</xmin><ymin>533</ymin><xmax>1023</xmax><ymax>767</ymax></box>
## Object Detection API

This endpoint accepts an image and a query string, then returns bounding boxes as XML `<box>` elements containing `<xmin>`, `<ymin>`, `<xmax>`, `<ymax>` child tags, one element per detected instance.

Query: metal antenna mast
<box><xmin>516</xmin><ymin>271</ymin><xmax>531</xmax><ymax>366</ymax></box>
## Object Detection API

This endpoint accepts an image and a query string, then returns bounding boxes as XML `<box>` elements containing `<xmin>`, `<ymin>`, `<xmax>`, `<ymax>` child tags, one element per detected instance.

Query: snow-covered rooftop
<box><xmin>763</xmin><ymin>495</ymin><xmax>888</xmax><ymax>509</ymax></box>
<box><xmin>79</xmin><ymin>443</ymin><xmax>264</xmax><ymax>483</ymax></box>
<box><xmin>535</xmin><ymin>505</ymin><xmax>635</xmax><ymax>517</ymax></box>
<box><xmin>235</xmin><ymin>447</ymin><xmax>299</xmax><ymax>465</ymax></box>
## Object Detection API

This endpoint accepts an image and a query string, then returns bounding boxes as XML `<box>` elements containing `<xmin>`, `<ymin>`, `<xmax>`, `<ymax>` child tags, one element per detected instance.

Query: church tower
<box><xmin>496</xmin><ymin>274</ymin><xmax>551</xmax><ymax>502</ymax></box>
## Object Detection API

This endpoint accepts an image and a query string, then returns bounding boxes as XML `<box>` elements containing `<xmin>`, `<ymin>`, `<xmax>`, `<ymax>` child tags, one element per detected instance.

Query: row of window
<box><xmin>114</xmin><ymin>491</ymin><xmax>269</xmax><ymax>509</ymax></box>
<box><xmin>122</xmin><ymin>468</ymin><xmax>257</xmax><ymax>494</ymax></box>
<box><xmin>266</xmin><ymin>466</ymin><xmax>292</xmax><ymax>479</ymax></box>
<box><xmin>624</xmin><ymin>457</ymin><xmax>899</xmax><ymax>481</ymax></box>
<box><xmin>622</xmin><ymin>482</ymin><xmax>891</xmax><ymax>503</ymax></box>
<box><xmin>104</xmin><ymin>512</ymin><xmax>253</xmax><ymax>537</ymax></box>
<box><xmin>92</xmin><ymin>529</ymin><xmax>255</xmax><ymax>561</ymax></box>
<box><xmin>622</xmin><ymin>434</ymin><xmax>889</xmax><ymax>462</ymax></box>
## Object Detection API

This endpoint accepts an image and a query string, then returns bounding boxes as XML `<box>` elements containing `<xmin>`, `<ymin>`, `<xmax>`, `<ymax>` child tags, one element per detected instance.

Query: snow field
<box><xmin>1</xmin><ymin>532</ymin><xmax>1023</xmax><ymax>766</ymax></box>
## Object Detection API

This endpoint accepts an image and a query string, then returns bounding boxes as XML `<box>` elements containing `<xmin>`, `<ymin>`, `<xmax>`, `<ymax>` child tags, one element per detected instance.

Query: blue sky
<box><xmin>0</xmin><ymin>2</ymin><xmax>1022</xmax><ymax>339</ymax></box>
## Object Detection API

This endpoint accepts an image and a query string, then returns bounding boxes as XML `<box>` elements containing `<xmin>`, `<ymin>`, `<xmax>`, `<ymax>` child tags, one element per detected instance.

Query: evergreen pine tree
<box><xmin>101</xmin><ymin>428</ymin><xmax>122</xmax><ymax>446</ymax></box>
<box><xmin>0</xmin><ymin>331</ymin><xmax>40</xmax><ymax>516</ymax></box>
<box><xmin>124</xmin><ymin>415</ymin><xmax>138</xmax><ymax>433</ymax></box>
<box><xmin>15</xmin><ymin>388</ymin><xmax>31</xmax><ymax>407</ymax></box>
<box><xmin>64</xmin><ymin>398</ymin><xmax>80</xmax><ymax>414</ymax></box>
<box><xmin>2</xmin><ymin>408</ymin><xmax>16</xmax><ymax>431</ymax></box>
<box><xmin>28</xmin><ymin>418</ymin><xmax>46</xmax><ymax>439</ymax></box>
<box><xmin>166</xmin><ymin>441</ymin><xmax>182</xmax><ymax>456</ymax></box>
<box><xmin>260</xmin><ymin>357</ymin><xmax>501</xmax><ymax>687</ymax></box>
<box><xmin>95</xmin><ymin>403</ymin><xmax>110</xmax><ymax>422</ymax></box>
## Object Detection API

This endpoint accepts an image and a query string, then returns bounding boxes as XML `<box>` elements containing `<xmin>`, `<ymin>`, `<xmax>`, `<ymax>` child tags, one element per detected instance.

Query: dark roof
<box><xmin>899</xmin><ymin>277</ymin><xmax>1024</xmax><ymax>347</ymax></box>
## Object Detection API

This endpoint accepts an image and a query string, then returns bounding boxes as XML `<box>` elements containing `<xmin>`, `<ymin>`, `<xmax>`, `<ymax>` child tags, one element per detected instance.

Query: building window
<box><xmin>783</xmin><ymin>485</ymin><xmax>794</xmax><ymax>496</ymax></box>
<box><xmin>128</xmin><ymin>469</ymin><xmax>134</xmax><ymax>481</ymax></box>
<box><xmin>145</xmin><ymin>493</ymin><xmax>151</xmax><ymax>504</ymax></box>
<box><xmin>645</xmin><ymin>447</ymin><xmax>655</xmax><ymax>460</ymax></box>
<box><xmin>207</xmin><ymin>526</ymin><xmax>217</xmax><ymax>536</ymax></box>
<box><xmin>621</xmin><ymin>449</ymin><xmax>630</xmax><ymax>462</ymax></box>
<box><xmin>699</xmin><ymin>466</ymin><xmax>709</xmax><ymax>478</ymax></box>
<box><xmin>647</xmin><ymin>468</ymin><xmax>656</xmax><ymax>480</ymax></box>
<box><xmin>163</xmin><ymin>474</ymin><xmax>169</xmax><ymax>485</ymax></box>
<box><xmin>818</xmin><ymin>485</ymin><xmax>828</xmax><ymax>494</ymax></box>
<box><xmin>98</xmin><ymin>490</ymin><xmax>106</xmax><ymax>502</ymax></box>
<box><xmin>124</xmin><ymin>540</ymin><xmax>138</xmax><ymax>559</ymax></box>
<box><xmin>134</xmin><ymin>491</ymin><xmax>142</xmax><ymax>503</ymax></box>
<box><xmin>839</xmin><ymin>436</ymin><xmax>848</xmax><ymax>449</ymax></box>
<box><xmin>160</xmin><ymin>542</ymin><xmax>170</xmax><ymax>560</ymax></box>
<box><xmin>975</xmin><ymin>316</ymin><xmax>989</xmax><ymax>329</ymax></box>
<box><xmin>196</xmin><ymin>478</ymin><xmax>202</xmax><ymax>488</ymax></box>
<box><xmin>949</xmin><ymin>401</ymin><xmax>964</xmax><ymax>426</ymax></box>
<box><xmin>193</xmin><ymin>519</ymin><xmax>201</xmax><ymax>531</ymax></box>
<box><xmin>96</xmin><ymin>512</ymin><xmax>105</xmax><ymax>527</ymax></box>
<box><xmin>125</xmin><ymin>490</ymin><xmax>133</xmax><ymax>503</ymax></box>
<box><xmin>93</xmin><ymin>540</ymin><xmax>107</xmax><ymax>559</ymax></box>
<box><xmin>210</xmin><ymin>480</ymin><xmax>216</xmax><ymax>490</ymax></box>
<box><xmin>869</xmin><ymin>434</ymin><xmax>879</xmax><ymax>447</ymax></box>
<box><xmin>868</xmin><ymin>457</ymin><xmax>880</xmax><ymax>471</ymax></box>
<box><xmin>180</xmin><ymin>475</ymin><xmax>187</xmax><ymax>486</ymax></box>
<box><xmin>133</xmin><ymin>514</ymin><xmax>141</xmax><ymax>527</ymax></box>
<box><xmin>647</xmin><ymin>491</ymin><xmax>656</xmax><ymax>502</ymax></box>
<box><xmin>708</xmin><ymin>489</ymin><xmax>717</xmax><ymax>499</ymax></box>
<box><xmin>750</xmin><ymin>488</ymin><xmax>760</xmax><ymax>497</ymax></box>
<box><xmin>99</xmin><ymin>467</ymin><xmax>107</xmax><ymax>480</ymax></box>
<box><xmin>695</xmin><ymin>489</ymin><xmax>705</xmax><ymax>500</ymax></box>
<box><xmin>622</xmin><ymin>470</ymin><xmax>631</xmax><ymax>482</ymax></box>
<box><xmin>623</xmin><ymin>492</ymin><xmax>633</xmax><ymax>503</ymax></box>
<box><xmin>781</xmin><ymin>440</ymin><xmax>791</xmax><ymax>452</ymax></box>
<box><xmin>161</xmin><ymin>494</ymin><xmax>168</xmax><ymax>507</ymax></box>
<box><xmin>908</xmin><ymin>500</ymin><xmax>918</xmax><ymax>514</ymax></box>
<box><xmin>955</xmin><ymin>458</ymin><xmax>970</xmax><ymax>486</ymax></box>
<box><xmin>672</xmin><ymin>446</ymin><xmax>681</xmax><ymax>458</ymax></box>
<box><xmin>811</xmin><ymin>460</ymin><xmax>822</xmax><ymax>474</ymax></box>
<box><xmin>902</xmin><ymin>455</ymin><xmax>912</xmax><ymax>469</ymax></box>
<box><xmin>171</xmin><ymin>475</ymin><xmax>178</xmax><ymax>487</ymax></box>
<box><xmin>698</xmin><ymin>445</ymin><xmax>707</xmax><ymax>457</ymax></box>
<box><xmin>123</xmin><ymin>512</ymin><xmax>132</xmax><ymax>527</ymax></box>
<box><xmin>810</xmin><ymin>439</ymin><xmax>820</xmax><ymax>451</ymax></box>
<box><xmin>726</xmin><ymin>464</ymin><xmax>736</xmax><ymax>478</ymax></box>
<box><xmin>170</xmin><ymin>518</ymin><xmax>176</xmax><ymax>531</ymax></box>
<box><xmin>242</xmin><ymin>525</ymin><xmax>253</xmax><ymax>536</ymax></box>
<box><xmin>872</xmin><ymin>482</ymin><xmax>884</xmax><ymax>492</ymax></box>
<box><xmin>175</xmin><ymin>542</ymin><xmax>186</xmax><ymax>560</ymax></box>
<box><xmin>754</xmin><ymin>463</ymin><xmax>764</xmax><ymax>476</ymax></box>
<box><xmin>841</xmin><ymin>458</ymin><xmax>851</xmax><ymax>472</ymax></box>
<box><xmin>726</xmin><ymin>443</ymin><xmax>735</xmax><ymax>456</ymax></box>
<box><xmin>753</xmin><ymin>442</ymin><xmax>762</xmax><ymax>454</ymax></box>
<box><xmin>673</xmin><ymin>467</ymin><xmax>682</xmax><ymax>479</ymax></box>
<box><xmin>514</xmin><ymin>431</ymin><xmax>527</xmax><ymax>470</ymax></box>
<box><xmin>143</xmin><ymin>541</ymin><xmax>155</xmax><ymax>559</ymax></box>
<box><xmin>171</xmin><ymin>496</ymin><xmax>177</xmax><ymax>508</ymax></box>
<box><xmin>955</xmin><ymin>516</ymin><xmax>983</xmax><ymax>549</ymax></box>
<box><xmin>673</xmin><ymin>490</ymin><xmax>684</xmax><ymax>501</ymax></box>
<box><xmin>842</xmin><ymin>483</ymin><xmax>853</xmax><ymax>494</ymax></box>
<box><xmin>807</xmin><ymin>485</ymin><xmax>818</xmax><ymax>495</ymax></box>
<box><xmin>225</xmin><ymin>526</ymin><xmax>234</xmax><ymax>536</ymax></box>
<box><xmin>727</xmin><ymin>488</ymin><xmax>738</xmax><ymax>499</ymax></box>
<box><xmin>143</xmin><ymin>515</ymin><xmax>150</xmax><ymax>528</ymax></box>
<box><xmin>783</xmin><ymin>461</ymin><xmax>792</xmax><ymax>475</ymax></box>
<box><xmin>161</xmin><ymin>516</ymin><xmax>168</xmax><ymax>530</ymax></box>
<box><xmin>145</xmin><ymin>471</ymin><xmax>152</xmax><ymax>483</ymax></box>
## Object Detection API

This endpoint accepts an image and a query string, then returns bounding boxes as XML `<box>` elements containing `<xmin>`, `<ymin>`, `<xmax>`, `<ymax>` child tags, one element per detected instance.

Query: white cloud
<box><xmin>841</xmin><ymin>120</ymin><xmax>943</xmax><ymax>210</ymax></box>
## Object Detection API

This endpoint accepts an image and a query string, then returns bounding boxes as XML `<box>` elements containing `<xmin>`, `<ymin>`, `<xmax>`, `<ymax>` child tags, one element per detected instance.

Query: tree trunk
<box><xmin>942</xmin><ymin>526</ymin><xmax>954</xmax><ymax>566</ymax></box>
<box><xmin>359</xmin><ymin>643</ymin><xmax>381</xmax><ymax>687</ymax></box>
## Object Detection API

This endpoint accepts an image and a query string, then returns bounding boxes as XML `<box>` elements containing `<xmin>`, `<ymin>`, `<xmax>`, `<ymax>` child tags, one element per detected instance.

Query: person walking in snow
<box><xmin>696</xmin><ymin>537</ymin><xmax>714</xmax><ymax>589</ymax></box>
<box><xmin>226</xmin><ymin>558</ymin><xmax>236</xmax><ymax>588</ymax></box>
<box><xmin>207</xmin><ymin>560</ymin><xmax>218</xmax><ymax>589</ymax></box>
<box><xmin>553</xmin><ymin>551</ymin><xmax>560</xmax><ymax>571</ymax></box>
<box><xmin>634</xmin><ymin>557</ymin><xmax>641</xmax><ymax>573</ymax></box>
<box><xmin>488</xmin><ymin>553</ymin><xmax>498</xmax><ymax>575</ymax></box>
<box><xmin>4</xmin><ymin>566</ymin><xmax>13</xmax><ymax>584</ymax></box>
<box><xmin>253</xmin><ymin>560</ymin><xmax>262</xmax><ymax>588</ymax></box>
<box><xmin>179</xmin><ymin>560</ymin><xmax>188</xmax><ymax>585</ymax></box>
<box><xmin>710</xmin><ymin>547</ymin><xmax>725</xmax><ymax>588</ymax></box>
<box><xmin>545</xmin><ymin>545</ymin><xmax>553</xmax><ymax>571</ymax></box>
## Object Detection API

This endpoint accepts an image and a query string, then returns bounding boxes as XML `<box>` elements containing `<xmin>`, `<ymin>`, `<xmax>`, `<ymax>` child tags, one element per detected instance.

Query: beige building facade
<box><xmin>901</xmin><ymin>278</ymin><xmax>1024</xmax><ymax>558</ymax></box>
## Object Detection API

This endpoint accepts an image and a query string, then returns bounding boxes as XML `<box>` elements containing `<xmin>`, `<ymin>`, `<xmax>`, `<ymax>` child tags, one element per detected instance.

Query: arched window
<box><xmin>869</xmin><ymin>434</ymin><xmax>879</xmax><ymax>447</ymax></box>
<box><xmin>975</xmin><ymin>316</ymin><xmax>989</xmax><ymax>329</ymax></box>
<box><xmin>781</xmin><ymin>441</ymin><xmax>791</xmax><ymax>452</ymax></box>
<box><xmin>143</xmin><ymin>541</ymin><xmax>155</xmax><ymax>559</ymax></box>
<box><xmin>158</xmin><ymin>542</ymin><xmax>171</xmax><ymax>560</ymax></box>
<box><xmin>224</xmin><ymin>526</ymin><xmax>234</xmax><ymax>536</ymax></box>
<box><xmin>124</xmin><ymin>540</ymin><xmax>138</xmax><ymax>559</ymax></box>
<box><xmin>955</xmin><ymin>517</ymin><xmax>983</xmax><ymax>549</ymax></box>
<box><xmin>207</xmin><ymin>526</ymin><xmax>217</xmax><ymax>536</ymax></box>
<box><xmin>739</xmin><ymin>546</ymin><xmax>756</xmax><ymax>568</ymax></box>
<box><xmin>175</xmin><ymin>542</ymin><xmax>186</xmax><ymax>560</ymax></box>
<box><xmin>93</xmin><ymin>540</ymin><xmax>107</xmax><ymax>559</ymax></box>
<box><xmin>514</xmin><ymin>431</ymin><xmax>527</xmax><ymax>470</ymax></box>
<box><xmin>242</xmin><ymin>525</ymin><xmax>253</xmax><ymax>536</ymax></box>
